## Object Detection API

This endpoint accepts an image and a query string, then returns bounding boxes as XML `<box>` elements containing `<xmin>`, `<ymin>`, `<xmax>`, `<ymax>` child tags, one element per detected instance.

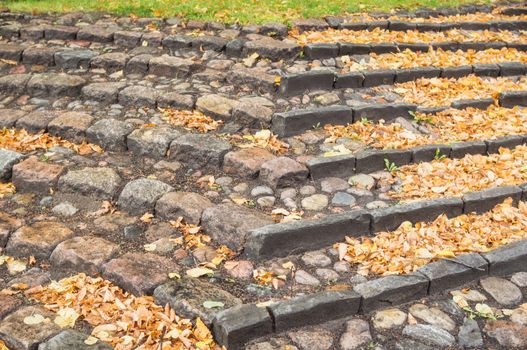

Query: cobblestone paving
<box><xmin>0</xmin><ymin>3</ymin><xmax>527</xmax><ymax>350</ymax></box>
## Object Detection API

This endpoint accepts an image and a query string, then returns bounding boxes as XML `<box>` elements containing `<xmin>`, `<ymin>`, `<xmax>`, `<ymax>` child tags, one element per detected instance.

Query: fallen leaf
<box><xmin>202</xmin><ymin>301</ymin><xmax>225</xmax><ymax>309</ymax></box>
<box><xmin>186</xmin><ymin>267</ymin><xmax>214</xmax><ymax>278</ymax></box>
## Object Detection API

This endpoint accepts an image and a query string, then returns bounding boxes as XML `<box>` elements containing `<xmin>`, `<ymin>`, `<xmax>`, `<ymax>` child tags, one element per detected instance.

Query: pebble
<box><xmin>451</xmin><ymin>289</ymin><xmax>487</xmax><ymax>302</ymax></box>
<box><xmin>294</xmin><ymin>270</ymin><xmax>320</xmax><ymax>286</ymax></box>
<box><xmin>340</xmin><ymin>319</ymin><xmax>372</xmax><ymax>350</ymax></box>
<box><xmin>402</xmin><ymin>324</ymin><xmax>455</xmax><ymax>347</ymax></box>
<box><xmin>216</xmin><ymin>176</ymin><xmax>233</xmax><ymax>186</ymax></box>
<box><xmin>320</xmin><ymin>177</ymin><xmax>349</xmax><ymax>193</ymax></box>
<box><xmin>458</xmin><ymin>317</ymin><xmax>483</xmax><ymax>347</ymax></box>
<box><xmin>349</xmin><ymin>174</ymin><xmax>375</xmax><ymax>190</ymax></box>
<box><xmin>288</xmin><ymin>329</ymin><xmax>333</xmax><ymax>350</ymax></box>
<box><xmin>315</xmin><ymin>268</ymin><xmax>339</xmax><ymax>282</ymax></box>
<box><xmin>251</xmin><ymin>185</ymin><xmax>274</xmax><ymax>197</ymax></box>
<box><xmin>333</xmin><ymin>261</ymin><xmax>350</xmax><ymax>273</ymax></box>
<box><xmin>331</xmin><ymin>192</ymin><xmax>356</xmax><ymax>207</ymax></box>
<box><xmin>480</xmin><ymin>277</ymin><xmax>522</xmax><ymax>306</ymax></box>
<box><xmin>299</xmin><ymin>185</ymin><xmax>317</xmax><ymax>196</ymax></box>
<box><xmin>283</xmin><ymin>197</ymin><xmax>298</xmax><ymax>209</ymax></box>
<box><xmin>301</xmin><ymin>251</ymin><xmax>332</xmax><ymax>267</ymax></box>
<box><xmin>257</xmin><ymin>196</ymin><xmax>276</xmax><ymax>207</ymax></box>
<box><xmin>280</xmin><ymin>188</ymin><xmax>297</xmax><ymax>200</ymax></box>
<box><xmin>366</xmin><ymin>200</ymin><xmax>389</xmax><ymax>210</ymax></box>
<box><xmin>123</xmin><ymin>225</ymin><xmax>143</xmax><ymax>240</ymax></box>
<box><xmin>408</xmin><ymin>303</ymin><xmax>456</xmax><ymax>331</ymax></box>
<box><xmin>373</xmin><ymin>308</ymin><xmax>407</xmax><ymax>329</ymax></box>
<box><xmin>301</xmin><ymin>194</ymin><xmax>328</xmax><ymax>211</ymax></box>
<box><xmin>51</xmin><ymin>202</ymin><xmax>78</xmax><ymax>217</ymax></box>
<box><xmin>349</xmin><ymin>275</ymin><xmax>368</xmax><ymax>284</ymax></box>
<box><xmin>233</xmin><ymin>183</ymin><xmax>248</xmax><ymax>193</ymax></box>
<box><xmin>511</xmin><ymin>272</ymin><xmax>527</xmax><ymax>287</ymax></box>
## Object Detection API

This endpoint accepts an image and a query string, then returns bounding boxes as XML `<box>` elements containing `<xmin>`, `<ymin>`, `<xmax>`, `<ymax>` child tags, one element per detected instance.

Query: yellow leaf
<box><xmin>186</xmin><ymin>267</ymin><xmax>214</xmax><ymax>278</ymax></box>
<box><xmin>23</xmin><ymin>314</ymin><xmax>47</xmax><ymax>325</ymax></box>
<box><xmin>84</xmin><ymin>336</ymin><xmax>98</xmax><ymax>345</ymax></box>
<box><xmin>54</xmin><ymin>307</ymin><xmax>79</xmax><ymax>328</ymax></box>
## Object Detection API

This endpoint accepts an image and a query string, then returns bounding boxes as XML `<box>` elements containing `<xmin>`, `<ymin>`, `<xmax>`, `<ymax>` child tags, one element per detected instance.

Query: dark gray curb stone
<box><xmin>267</xmin><ymin>291</ymin><xmax>361</xmax><ymax>332</ymax></box>
<box><xmin>245</xmin><ymin>209</ymin><xmax>370</xmax><ymax>260</ymax></box>
<box><xmin>483</xmin><ymin>239</ymin><xmax>527</xmax><ymax>275</ymax></box>
<box><xmin>462</xmin><ymin>185</ymin><xmax>522</xmax><ymax>214</ymax></box>
<box><xmin>272</xmin><ymin>106</ymin><xmax>352</xmax><ymax>137</ymax></box>
<box><xmin>279</xmin><ymin>70</ymin><xmax>335</xmax><ymax>96</ymax></box>
<box><xmin>212</xmin><ymin>304</ymin><xmax>273</xmax><ymax>350</ymax></box>
<box><xmin>499</xmin><ymin>90</ymin><xmax>527</xmax><ymax>108</ymax></box>
<box><xmin>353</xmin><ymin>273</ymin><xmax>429</xmax><ymax>311</ymax></box>
<box><xmin>418</xmin><ymin>253</ymin><xmax>489</xmax><ymax>295</ymax></box>
<box><xmin>371</xmin><ymin>198</ymin><xmax>463</xmax><ymax>233</ymax></box>
<box><xmin>306</xmin><ymin>154</ymin><xmax>356</xmax><ymax>180</ymax></box>
<box><xmin>355</xmin><ymin>149</ymin><xmax>412</xmax><ymax>174</ymax></box>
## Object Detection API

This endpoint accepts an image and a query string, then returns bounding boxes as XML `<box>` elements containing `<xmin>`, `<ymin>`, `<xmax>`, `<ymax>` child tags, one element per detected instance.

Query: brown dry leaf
<box><xmin>0</xmin><ymin>183</ymin><xmax>15</xmax><ymax>198</ymax></box>
<box><xmin>325</xmin><ymin>104</ymin><xmax>527</xmax><ymax>150</ymax></box>
<box><xmin>0</xmin><ymin>128</ymin><xmax>102</xmax><ymax>155</ymax></box>
<box><xmin>160</xmin><ymin>108</ymin><xmax>223</xmax><ymax>133</ymax></box>
<box><xmin>231</xmin><ymin>129</ymin><xmax>289</xmax><ymax>155</ymax></box>
<box><xmin>343</xmin><ymin>47</ymin><xmax>527</xmax><ymax>72</ymax></box>
<box><xmin>389</xmin><ymin>75</ymin><xmax>527</xmax><ymax>107</ymax></box>
<box><xmin>336</xmin><ymin>198</ymin><xmax>527</xmax><ymax>276</ymax></box>
<box><xmin>338</xmin><ymin>7</ymin><xmax>527</xmax><ymax>24</ymax></box>
<box><xmin>28</xmin><ymin>273</ymin><xmax>216</xmax><ymax>349</ymax></box>
<box><xmin>390</xmin><ymin>145</ymin><xmax>527</xmax><ymax>201</ymax></box>
<box><xmin>291</xmin><ymin>27</ymin><xmax>527</xmax><ymax>46</ymax></box>
<box><xmin>140</xmin><ymin>212</ymin><xmax>154</xmax><ymax>223</ymax></box>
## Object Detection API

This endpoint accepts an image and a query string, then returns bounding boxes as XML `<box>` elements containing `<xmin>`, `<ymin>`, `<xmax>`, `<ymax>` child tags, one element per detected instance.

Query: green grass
<box><xmin>3</xmin><ymin>0</ymin><xmax>502</xmax><ymax>25</ymax></box>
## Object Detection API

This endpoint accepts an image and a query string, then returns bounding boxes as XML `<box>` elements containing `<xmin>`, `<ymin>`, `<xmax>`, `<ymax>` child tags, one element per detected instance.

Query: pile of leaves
<box><xmin>0</xmin><ymin>255</ymin><xmax>31</xmax><ymax>275</ymax></box>
<box><xmin>26</xmin><ymin>273</ymin><xmax>218</xmax><ymax>350</ymax></box>
<box><xmin>229</xmin><ymin>129</ymin><xmax>289</xmax><ymax>155</ymax></box>
<box><xmin>341</xmin><ymin>6</ymin><xmax>527</xmax><ymax>23</ymax></box>
<box><xmin>390</xmin><ymin>145</ymin><xmax>527</xmax><ymax>201</ymax></box>
<box><xmin>0</xmin><ymin>183</ymin><xmax>15</xmax><ymax>198</ymax></box>
<box><xmin>324</xmin><ymin>105</ymin><xmax>527</xmax><ymax>150</ymax></box>
<box><xmin>159</xmin><ymin>108</ymin><xmax>223</xmax><ymax>133</ymax></box>
<box><xmin>336</xmin><ymin>198</ymin><xmax>527</xmax><ymax>275</ymax></box>
<box><xmin>390</xmin><ymin>74</ymin><xmax>527</xmax><ymax>107</ymax></box>
<box><xmin>345</xmin><ymin>47</ymin><xmax>527</xmax><ymax>71</ymax></box>
<box><xmin>0</xmin><ymin>128</ymin><xmax>103</xmax><ymax>155</ymax></box>
<box><xmin>290</xmin><ymin>27</ymin><xmax>527</xmax><ymax>46</ymax></box>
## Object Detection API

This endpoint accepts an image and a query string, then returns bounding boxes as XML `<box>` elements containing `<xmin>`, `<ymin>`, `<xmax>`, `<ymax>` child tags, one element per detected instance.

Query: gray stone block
<box><xmin>334</xmin><ymin>72</ymin><xmax>364</xmax><ymax>89</ymax></box>
<box><xmin>463</xmin><ymin>185</ymin><xmax>522</xmax><ymax>214</ymax></box>
<box><xmin>338</xmin><ymin>43</ymin><xmax>371</xmax><ymax>55</ymax></box>
<box><xmin>451</xmin><ymin>98</ymin><xmax>494</xmax><ymax>110</ymax></box>
<box><xmin>272</xmin><ymin>106</ymin><xmax>353</xmax><ymax>137</ymax></box>
<box><xmin>355</xmin><ymin>149</ymin><xmax>412</xmax><ymax>174</ymax></box>
<box><xmin>483</xmin><ymin>239</ymin><xmax>527</xmax><ymax>276</ymax></box>
<box><xmin>354</xmin><ymin>273</ymin><xmax>429</xmax><ymax>312</ymax></box>
<box><xmin>267</xmin><ymin>291</ymin><xmax>361</xmax><ymax>332</ymax></box>
<box><xmin>485</xmin><ymin>135</ymin><xmax>525</xmax><ymax>154</ymax></box>
<box><xmin>449</xmin><ymin>140</ymin><xmax>487</xmax><ymax>158</ymax></box>
<box><xmin>397</xmin><ymin>43</ymin><xmax>429</xmax><ymax>52</ymax></box>
<box><xmin>370</xmin><ymin>43</ymin><xmax>398</xmax><ymax>54</ymax></box>
<box><xmin>362</xmin><ymin>69</ymin><xmax>396</xmax><ymax>87</ymax></box>
<box><xmin>440</xmin><ymin>65</ymin><xmax>473</xmax><ymax>79</ymax></box>
<box><xmin>418</xmin><ymin>253</ymin><xmax>489</xmax><ymax>295</ymax></box>
<box><xmin>352</xmin><ymin>103</ymin><xmax>416</xmax><ymax>123</ymax></box>
<box><xmin>498</xmin><ymin>62</ymin><xmax>527</xmax><ymax>76</ymax></box>
<box><xmin>245</xmin><ymin>209</ymin><xmax>371</xmax><ymax>260</ymax></box>
<box><xmin>306</xmin><ymin>154</ymin><xmax>356</xmax><ymax>180</ymax></box>
<box><xmin>279</xmin><ymin>70</ymin><xmax>335</xmax><ymax>96</ymax></box>
<box><xmin>472</xmin><ymin>63</ymin><xmax>500</xmax><ymax>77</ymax></box>
<box><xmin>412</xmin><ymin>144</ymin><xmax>451</xmax><ymax>163</ymax></box>
<box><xmin>395</xmin><ymin>67</ymin><xmax>441</xmax><ymax>83</ymax></box>
<box><xmin>304</xmin><ymin>43</ymin><xmax>339</xmax><ymax>59</ymax></box>
<box><xmin>370</xmin><ymin>198</ymin><xmax>463</xmax><ymax>233</ymax></box>
<box><xmin>499</xmin><ymin>91</ymin><xmax>527</xmax><ymax>108</ymax></box>
<box><xmin>213</xmin><ymin>304</ymin><xmax>273</xmax><ymax>350</ymax></box>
